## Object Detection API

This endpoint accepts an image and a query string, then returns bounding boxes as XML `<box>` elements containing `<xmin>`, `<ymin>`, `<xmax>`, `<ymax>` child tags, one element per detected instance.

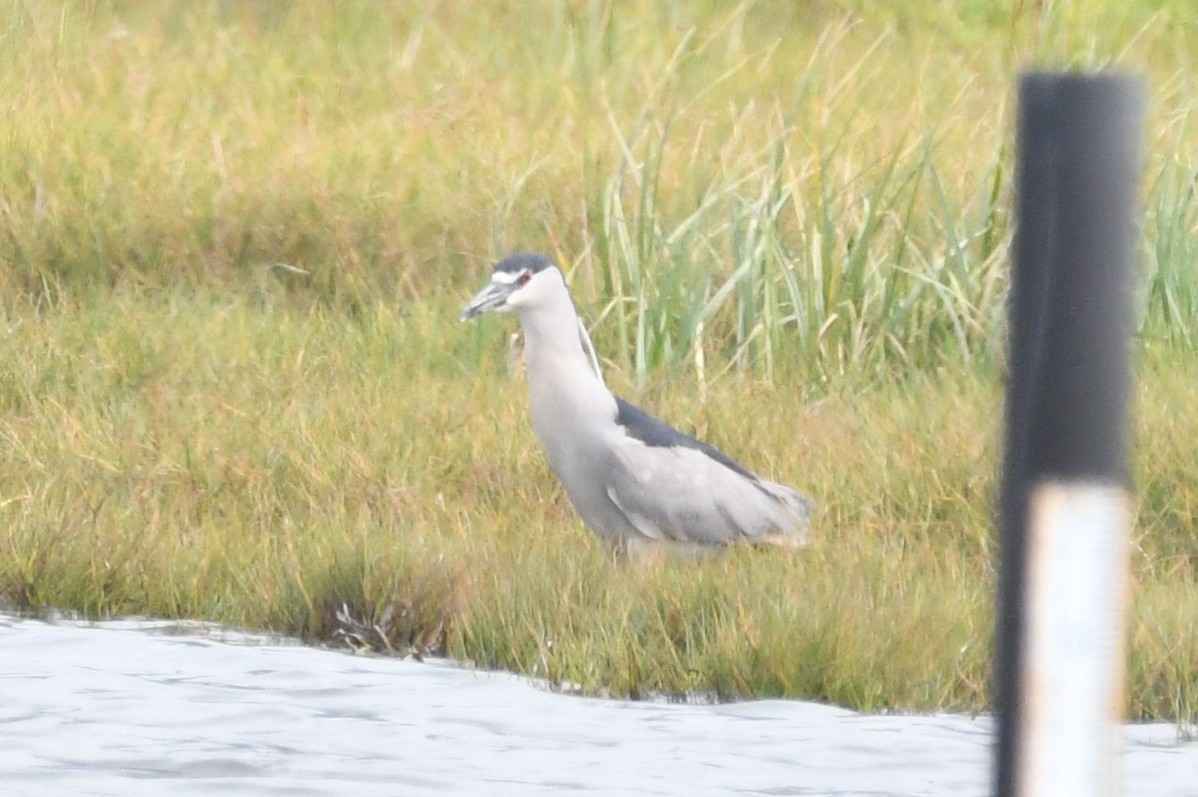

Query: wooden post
<box><xmin>996</xmin><ymin>72</ymin><xmax>1144</xmax><ymax>797</ymax></box>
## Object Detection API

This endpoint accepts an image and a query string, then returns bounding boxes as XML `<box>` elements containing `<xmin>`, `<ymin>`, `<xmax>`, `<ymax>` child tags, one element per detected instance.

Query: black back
<box><xmin>615</xmin><ymin>397</ymin><xmax>757</xmax><ymax>480</ymax></box>
<box><xmin>494</xmin><ymin>252</ymin><xmax>555</xmax><ymax>276</ymax></box>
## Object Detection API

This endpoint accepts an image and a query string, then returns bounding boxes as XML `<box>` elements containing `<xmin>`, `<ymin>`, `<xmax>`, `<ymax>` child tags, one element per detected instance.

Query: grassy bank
<box><xmin>0</xmin><ymin>1</ymin><xmax>1196</xmax><ymax>721</ymax></box>
<box><xmin>2</xmin><ymin>288</ymin><xmax>1195</xmax><ymax>720</ymax></box>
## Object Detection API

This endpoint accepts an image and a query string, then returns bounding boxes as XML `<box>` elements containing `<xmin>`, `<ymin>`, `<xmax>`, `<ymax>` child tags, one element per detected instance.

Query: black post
<box><xmin>996</xmin><ymin>73</ymin><xmax>1143</xmax><ymax>796</ymax></box>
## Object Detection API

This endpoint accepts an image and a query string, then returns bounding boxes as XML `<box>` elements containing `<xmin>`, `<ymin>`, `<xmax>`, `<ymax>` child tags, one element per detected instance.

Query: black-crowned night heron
<box><xmin>462</xmin><ymin>252</ymin><xmax>814</xmax><ymax>555</ymax></box>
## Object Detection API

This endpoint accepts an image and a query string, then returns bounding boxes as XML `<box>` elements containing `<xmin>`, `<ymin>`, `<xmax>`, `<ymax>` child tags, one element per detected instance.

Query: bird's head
<box><xmin>460</xmin><ymin>252</ymin><xmax>561</xmax><ymax>321</ymax></box>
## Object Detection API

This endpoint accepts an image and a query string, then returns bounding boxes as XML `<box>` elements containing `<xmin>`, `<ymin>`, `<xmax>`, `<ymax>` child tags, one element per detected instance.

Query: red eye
<box><xmin>519</xmin><ymin>270</ymin><xmax>532</xmax><ymax>285</ymax></box>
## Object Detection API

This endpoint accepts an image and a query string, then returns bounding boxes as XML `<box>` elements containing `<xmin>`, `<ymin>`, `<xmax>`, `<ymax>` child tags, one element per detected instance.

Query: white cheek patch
<box><xmin>491</xmin><ymin>270</ymin><xmax>522</xmax><ymax>285</ymax></box>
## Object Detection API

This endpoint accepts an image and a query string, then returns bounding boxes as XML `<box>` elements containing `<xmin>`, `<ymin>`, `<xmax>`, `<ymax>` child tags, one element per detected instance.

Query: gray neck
<box><xmin>517</xmin><ymin>284</ymin><xmax>591</xmax><ymax>373</ymax></box>
<box><xmin>516</xmin><ymin>276</ymin><xmax>615</xmax><ymax>479</ymax></box>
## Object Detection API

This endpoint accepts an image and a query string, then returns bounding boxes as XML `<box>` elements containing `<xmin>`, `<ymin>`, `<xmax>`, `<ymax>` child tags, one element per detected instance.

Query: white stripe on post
<box><xmin>1020</xmin><ymin>481</ymin><xmax>1131</xmax><ymax>795</ymax></box>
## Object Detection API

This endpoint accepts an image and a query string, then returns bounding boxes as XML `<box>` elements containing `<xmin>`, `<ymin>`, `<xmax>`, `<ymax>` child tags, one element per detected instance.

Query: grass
<box><xmin>1</xmin><ymin>287</ymin><xmax>997</xmax><ymax>712</ymax></box>
<box><xmin>0</xmin><ymin>0</ymin><xmax>1196</xmax><ymax>722</ymax></box>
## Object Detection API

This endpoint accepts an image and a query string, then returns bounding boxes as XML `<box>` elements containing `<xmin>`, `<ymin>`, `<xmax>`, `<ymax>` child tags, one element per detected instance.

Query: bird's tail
<box><xmin>753</xmin><ymin>480</ymin><xmax>815</xmax><ymax>548</ymax></box>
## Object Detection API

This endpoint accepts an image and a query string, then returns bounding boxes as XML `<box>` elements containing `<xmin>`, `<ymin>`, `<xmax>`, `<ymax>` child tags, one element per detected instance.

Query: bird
<box><xmin>461</xmin><ymin>252</ymin><xmax>814</xmax><ymax>556</ymax></box>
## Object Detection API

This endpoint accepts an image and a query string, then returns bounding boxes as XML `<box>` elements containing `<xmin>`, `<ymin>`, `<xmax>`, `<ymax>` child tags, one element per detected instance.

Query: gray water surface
<box><xmin>0</xmin><ymin>612</ymin><xmax>1193</xmax><ymax>796</ymax></box>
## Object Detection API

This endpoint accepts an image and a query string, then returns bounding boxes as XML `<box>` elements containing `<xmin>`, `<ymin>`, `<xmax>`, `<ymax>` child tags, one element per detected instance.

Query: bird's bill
<box><xmin>460</xmin><ymin>278</ymin><xmax>516</xmax><ymax>321</ymax></box>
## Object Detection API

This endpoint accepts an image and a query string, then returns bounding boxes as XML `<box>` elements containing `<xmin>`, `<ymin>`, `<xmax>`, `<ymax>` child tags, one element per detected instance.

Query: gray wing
<box><xmin>603</xmin><ymin>433</ymin><xmax>812</xmax><ymax>547</ymax></box>
<box><xmin>614</xmin><ymin>398</ymin><xmax>756</xmax><ymax>478</ymax></box>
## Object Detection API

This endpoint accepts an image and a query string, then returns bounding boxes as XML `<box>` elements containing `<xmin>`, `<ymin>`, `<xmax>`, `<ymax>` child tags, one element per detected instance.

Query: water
<box><xmin>1</xmin><ymin>613</ymin><xmax>1193</xmax><ymax>796</ymax></box>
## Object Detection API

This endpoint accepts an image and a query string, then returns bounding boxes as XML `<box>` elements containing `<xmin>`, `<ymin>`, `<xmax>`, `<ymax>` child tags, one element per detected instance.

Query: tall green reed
<box><xmin>583</xmin><ymin>119</ymin><xmax>1013</xmax><ymax>388</ymax></box>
